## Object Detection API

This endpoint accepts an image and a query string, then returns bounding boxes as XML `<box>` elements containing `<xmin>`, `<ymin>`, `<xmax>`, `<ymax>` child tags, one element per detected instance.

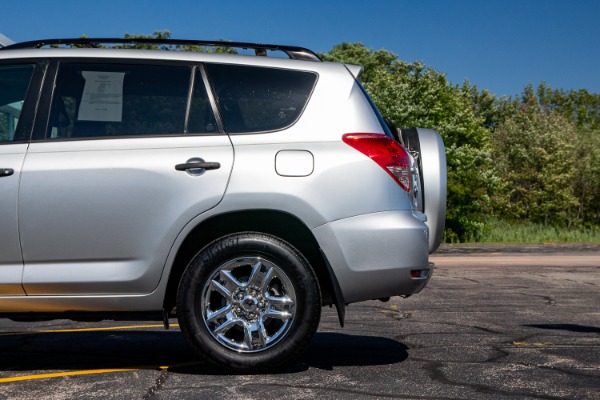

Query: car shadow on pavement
<box><xmin>0</xmin><ymin>330</ymin><xmax>194</xmax><ymax>372</ymax></box>
<box><xmin>172</xmin><ymin>332</ymin><xmax>409</xmax><ymax>375</ymax></box>
<box><xmin>0</xmin><ymin>330</ymin><xmax>408</xmax><ymax>375</ymax></box>
<box><xmin>525</xmin><ymin>323</ymin><xmax>600</xmax><ymax>334</ymax></box>
<box><xmin>302</xmin><ymin>332</ymin><xmax>408</xmax><ymax>370</ymax></box>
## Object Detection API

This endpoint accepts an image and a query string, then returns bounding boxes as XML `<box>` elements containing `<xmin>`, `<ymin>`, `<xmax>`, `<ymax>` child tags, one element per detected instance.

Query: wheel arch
<box><xmin>163</xmin><ymin>209</ymin><xmax>343</xmax><ymax>322</ymax></box>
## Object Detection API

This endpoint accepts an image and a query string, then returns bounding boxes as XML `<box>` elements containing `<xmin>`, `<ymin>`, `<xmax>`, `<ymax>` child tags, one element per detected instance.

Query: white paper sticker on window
<box><xmin>78</xmin><ymin>71</ymin><xmax>125</xmax><ymax>122</ymax></box>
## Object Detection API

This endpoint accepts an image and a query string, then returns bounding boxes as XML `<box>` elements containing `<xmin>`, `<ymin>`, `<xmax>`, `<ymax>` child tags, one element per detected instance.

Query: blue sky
<box><xmin>1</xmin><ymin>0</ymin><xmax>598</xmax><ymax>97</ymax></box>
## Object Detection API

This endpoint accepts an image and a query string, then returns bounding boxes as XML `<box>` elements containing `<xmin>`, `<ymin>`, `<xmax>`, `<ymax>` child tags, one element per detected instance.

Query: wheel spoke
<box><xmin>210</xmin><ymin>279</ymin><xmax>232</xmax><ymax>300</ymax></box>
<box><xmin>261</xmin><ymin>309</ymin><xmax>292</xmax><ymax>321</ymax></box>
<box><xmin>243</xmin><ymin>321</ymin><xmax>267</xmax><ymax>349</ymax></box>
<box><xmin>213</xmin><ymin>316</ymin><xmax>241</xmax><ymax>335</ymax></box>
<box><xmin>247</xmin><ymin>260</ymin><xmax>273</xmax><ymax>291</ymax></box>
<box><xmin>220</xmin><ymin>270</ymin><xmax>243</xmax><ymax>292</ymax></box>
<box><xmin>206</xmin><ymin>304</ymin><xmax>232</xmax><ymax>323</ymax></box>
<box><xmin>200</xmin><ymin>254</ymin><xmax>300</xmax><ymax>354</ymax></box>
<box><xmin>266</xmin><ymin>294</ymin><xmax>294</xmax><ymax>312</ymax></box>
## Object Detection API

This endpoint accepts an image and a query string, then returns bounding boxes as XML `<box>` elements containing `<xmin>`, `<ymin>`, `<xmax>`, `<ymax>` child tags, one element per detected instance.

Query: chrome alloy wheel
<box><xmin>201</xmin><ymin>256</ymin><xmax>297</xmax><ymax>352</ymax></box>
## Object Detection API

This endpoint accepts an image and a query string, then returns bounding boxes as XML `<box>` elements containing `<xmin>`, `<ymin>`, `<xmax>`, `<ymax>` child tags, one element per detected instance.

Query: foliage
<box><xmin>491</xmin><ymin>94</ymin><xmax>578</xmax><ymax>226</ymax></box>
<box><xmin>122</xmin><ymin>30</ymin><xmax>237</xmax><ymax>54</ymax></box>
<box><xmin>83</xmin><ymin>30</ymin><xmax>238</xmax><ymax>54</ymax></box>
<box><xmin>574</xmin><ymin>129</ymin><xmax>600</xmax><ymax>224</ymax></box>
<box><xmin>535</xmin><ymin>82</ymin><xmax>600</xmax><ymax>130</ymax></box>
<box><xmin>473</xmin><ymin>219</ymin><xmax>600</xmax><ymax>244</ymax></box>
<box><xmin>490</xmin><ymin>84</ymin><xmax>600</xmax><ymax>229</ymax></box>
<box><xmin>118</xmin><ymin>30</ymin><xmax>172</xmax><ymax>50</ymax></box>
<box><xmin>530</xmin><ymin>83</ymin><xmax>600</xmax><ymax>226</ymax></box>
<box><xmin>462</xmin><ymin>82</ymin><xmax>518</xmax><ymax>130</ymax></box>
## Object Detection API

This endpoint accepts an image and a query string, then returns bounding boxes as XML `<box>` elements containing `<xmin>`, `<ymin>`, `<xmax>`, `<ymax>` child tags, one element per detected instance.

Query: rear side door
<box><xmin>0</xmin><ymin>61</ymin><xmax>44</xmax><ymax>296</ymax></box>
<box><xmin>19</xmin><ymin>60</ymin><xmax>233</xmax><ymax>295</ymax></box>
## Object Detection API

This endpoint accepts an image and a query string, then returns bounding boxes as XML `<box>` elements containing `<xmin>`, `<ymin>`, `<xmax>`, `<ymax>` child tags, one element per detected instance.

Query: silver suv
<box><xmin>0</xmin><ymin>38</ymin><xmax>446</xmax><ymax>371</ymax></box>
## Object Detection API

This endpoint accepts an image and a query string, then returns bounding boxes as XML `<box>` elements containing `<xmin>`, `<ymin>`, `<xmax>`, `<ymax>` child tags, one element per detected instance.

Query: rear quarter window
<box><xmin>205</xmin><ymin>64</ymin><xmax>317</xmax><ymax>133</ymax></box>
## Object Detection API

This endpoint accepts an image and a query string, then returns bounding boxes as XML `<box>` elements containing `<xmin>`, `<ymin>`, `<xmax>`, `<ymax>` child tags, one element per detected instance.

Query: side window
<box><xmin>205</xmin><ymin>64</ymin><xmax>317</xmax><ymax>133</ymax></box>
<box><xmin>47</xmin><ymin>63</ymin><xmax>215</xmax><ymax>139</ymax></box>
<box><xmin>0</xmin><ymin>64</ymin><xmax>35</xmax><ymax>142</ymax></box>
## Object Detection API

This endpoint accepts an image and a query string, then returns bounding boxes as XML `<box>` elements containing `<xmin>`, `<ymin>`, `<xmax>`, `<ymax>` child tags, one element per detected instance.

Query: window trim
<box><xmin>0</xmin><ymin>59</ymin><xmax>47</xmax><ymax>145</ymax></box>
<box><xmin>32</xmin><ymin>58</ymin><xmax>225</xmax><ymax>143</ymax></box>
<box><xmin>198</xmin><ymin>64</ymin><xmax>225</xmax><ymax>133</ymax></box>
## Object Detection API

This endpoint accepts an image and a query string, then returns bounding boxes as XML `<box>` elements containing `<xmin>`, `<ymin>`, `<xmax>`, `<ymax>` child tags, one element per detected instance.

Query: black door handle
<box><xmin>175</xmin><ymin>162</ymin><xmax>221</xmax><ymax>171</ymax></box>
<box><xmin>0</xmin><ymin>168</ymin><xmax>14</xmax><ymax>177</ymax></box>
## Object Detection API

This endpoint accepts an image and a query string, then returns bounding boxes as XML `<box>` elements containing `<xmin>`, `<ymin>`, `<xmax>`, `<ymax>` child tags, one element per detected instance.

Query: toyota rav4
<box><xmin>0</xmin><ymin>38</ymin><xmax>446</xmax><ymax>371</ymax></box>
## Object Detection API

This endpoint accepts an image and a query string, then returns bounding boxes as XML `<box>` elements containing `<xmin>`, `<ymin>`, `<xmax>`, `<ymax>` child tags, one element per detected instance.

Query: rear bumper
<box><xmin>312</xmin><ymin>210</ymin><xmax>432</xmax><ymax>303</ymax></box>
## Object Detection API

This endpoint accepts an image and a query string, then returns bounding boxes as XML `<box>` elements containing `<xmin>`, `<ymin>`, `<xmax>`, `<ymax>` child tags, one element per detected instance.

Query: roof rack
<box><xmin>0</xmin><ymin>38</ymin><xmax>322</xmax><ymax>62</ymax></box>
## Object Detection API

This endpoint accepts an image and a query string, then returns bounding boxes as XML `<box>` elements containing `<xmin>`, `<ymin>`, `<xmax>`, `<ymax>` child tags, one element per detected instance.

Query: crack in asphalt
<box><xmin>529</xmin><ymin>274</ymin><xmax>599</xmax><ymax>287</ymax></box>
<box><xmin>460</xmin><ymin>277</ymin><xmax>484</xmax><ymax>285</ymax></box>
<box><xmin>142</xmin><ymin>368</ymin><xmax>169</xmax><ymax>400</ymax></box>
<box><xmin>486</xmin><ymin>346</ymin><xmax>511</xmax><ymax>363</ymax></box>
<box><xmin>435</xmin><ymin>275</ymin><xmax>533</xmax><ymax>290</ymax></box>
<box><xmin>421</xmin><ymin>361</ymin><xmax>575</xmax><ymax>400</ymax></box>
<box><xmin>157</xmin><ymin>382</ymin><xmax>469</xmax><ymax>400</ymax></box>
<box><xmin>544</xmin><ymin>366</ymin><xmax>600</xmax><ymax>377</ymax></box>
<box><xmin>510</xmin><ymin>292</ymin><xmax>557</xmax><ymax>305</ymax></box>
<box><xmin>395</xmin><ymin>319</ymin><xmax>505</xmax><ymax>335</ymax></box>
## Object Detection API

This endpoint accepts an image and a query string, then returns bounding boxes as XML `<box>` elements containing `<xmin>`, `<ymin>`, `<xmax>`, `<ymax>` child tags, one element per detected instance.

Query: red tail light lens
<box><xmin>342</xmin><ymin>133</ymin><xmax>411</xmax><ymax>192</ymax></box>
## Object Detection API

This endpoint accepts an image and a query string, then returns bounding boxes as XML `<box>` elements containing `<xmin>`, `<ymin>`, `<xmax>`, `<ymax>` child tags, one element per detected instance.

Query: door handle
<box><xmin>175</xmin><ymin>161</ymin><xmax>221</xmax><ymax>171</ymax></box>
<box><xmin>0</xmin><ymin>168</ymin><xmax>14</xmax><ymax>177</ymax></box>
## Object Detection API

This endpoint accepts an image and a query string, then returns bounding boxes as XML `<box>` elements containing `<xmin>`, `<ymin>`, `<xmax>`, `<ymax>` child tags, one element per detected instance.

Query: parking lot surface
<box><xmin>1</xmin><ymin>247</ymin><xmax>599</xmax><ymax>399</ymax></box>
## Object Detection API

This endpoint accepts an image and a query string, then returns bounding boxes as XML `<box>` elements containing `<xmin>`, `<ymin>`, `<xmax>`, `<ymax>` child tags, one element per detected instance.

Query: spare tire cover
<box><xmin>416</xmin><ymin>128</ymin><xmax>447</xmax><ymax>253</ymax></box>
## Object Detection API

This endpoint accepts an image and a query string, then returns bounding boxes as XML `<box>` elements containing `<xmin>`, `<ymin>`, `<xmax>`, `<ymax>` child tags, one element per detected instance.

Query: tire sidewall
<box><xmin>177</xmin><ymin>232</ymin><xmax>321</xmax><ymax>371</ymax></box>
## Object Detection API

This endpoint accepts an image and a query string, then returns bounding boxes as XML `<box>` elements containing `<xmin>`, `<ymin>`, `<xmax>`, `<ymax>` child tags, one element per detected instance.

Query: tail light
<box><xmin>342</xmin><ymin>133</ymin><xmax>411</xmax><ymax>192</ymax></box>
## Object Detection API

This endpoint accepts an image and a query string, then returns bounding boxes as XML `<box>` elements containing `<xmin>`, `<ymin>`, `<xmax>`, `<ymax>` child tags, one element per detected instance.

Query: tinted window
<box><xmin>47</xmin><ymin>63</ymin><xmax>216</xmax><ymax>139</ymax></box>
<box><xmin>0</xmin><ymin>64</ymin><xmax>35</xmax><ymax>142</ymax></box>
<box><xmin>206</xmin><ymin>64</ymin><xmax>317</xmax><ymax>133</ymax></box>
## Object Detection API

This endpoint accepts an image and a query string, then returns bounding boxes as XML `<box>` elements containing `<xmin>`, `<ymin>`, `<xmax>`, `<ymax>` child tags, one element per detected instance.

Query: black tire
<box><xmin>176</xmin><ymin>232</ymin><xmax>321</xmax><ymax>372</ymax></box>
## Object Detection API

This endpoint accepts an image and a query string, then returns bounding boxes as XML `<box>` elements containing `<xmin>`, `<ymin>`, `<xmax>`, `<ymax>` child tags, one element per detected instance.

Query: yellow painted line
<box><xmin>0</xmin><ymin>368</ymin><xmax>140</xmax><ymax>383</ymax></box>
<box><xmin>42</xmin><ymin>324</ymin><xmax>175</xmax><ymax>333</ymax></box>
<box><xmin>0</xmin><ymin>323</ymin><xmax>201</xmax><ymax>383</ymax></box>
<box><xmin>0</xmin><ymin>323</ymin><xmax>179</xmax><ymax>336</ymax></box>
<box><xmin>0</xmin><ymin>362</ymin><xmax>202</xmax><ymax>384</ymax></box>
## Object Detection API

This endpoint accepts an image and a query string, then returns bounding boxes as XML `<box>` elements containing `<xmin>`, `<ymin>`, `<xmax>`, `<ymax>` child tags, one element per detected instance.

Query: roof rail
<box><xmin>0</xmin><ymin>38</ymin><xmax>322</xmax><ymax>62</ymax></box>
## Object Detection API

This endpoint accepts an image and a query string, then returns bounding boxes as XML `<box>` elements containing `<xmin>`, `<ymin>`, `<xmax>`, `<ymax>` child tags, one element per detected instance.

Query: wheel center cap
<box><xmin>240</xmin><ymin>295</ymin><xmax>258</xmax><ymax>312</ymax></box>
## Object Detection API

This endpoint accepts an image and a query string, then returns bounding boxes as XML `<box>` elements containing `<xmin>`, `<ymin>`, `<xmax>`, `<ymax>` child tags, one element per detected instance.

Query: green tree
<box><xmin>533</xmin><ymin>83</ymin><xmax>600</xmax><ymax>225</ymax></box>
<box><xmin>536</xmin><ymin>82</ymin><xmax>600</xmax><ymax>130</ymax></box>
<box><xmin>119</xmin><ymin>30</ymin><xmax>172</xmax><ymax>50</ymax></box>
<box><xmin>492</xmin><ymin>93</ymin><xmax>579</xmax><ymax>226</ymax></box>
<box><xmin>322</xmin><ymin>43</ymin><xmax>496</xmax><ymax>241</ymax></box>
<box><xmin>462</xmin><ymin>82</ymin><xmax>518</xmax><ymax>131</ymax></box>
<box><xmin>83</xmin><ymin>30</ymin><xmax>239</xmax><ymax>54</ymax></box>
<box><xmin>574</xmin><ymin>129</ymin><xmax>600</xmax><ymax>225</ymax></box>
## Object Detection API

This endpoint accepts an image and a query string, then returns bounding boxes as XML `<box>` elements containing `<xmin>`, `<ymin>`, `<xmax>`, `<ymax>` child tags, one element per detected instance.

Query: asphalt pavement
<box><xmin>0</xmin><ymin>245</ymin><xmax>599</xmax><ymax>399</ymax></box>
